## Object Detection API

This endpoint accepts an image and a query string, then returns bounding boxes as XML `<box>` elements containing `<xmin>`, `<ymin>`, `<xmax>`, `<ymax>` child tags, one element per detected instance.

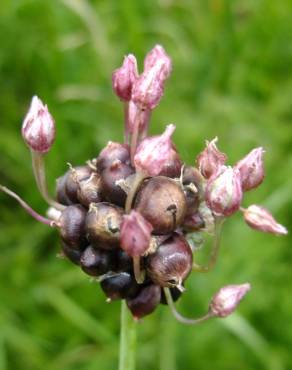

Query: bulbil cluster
<box><xmin>1</xmin><ymin>45</ymin><xmax>287</xmax><ymax>324</ymax></box>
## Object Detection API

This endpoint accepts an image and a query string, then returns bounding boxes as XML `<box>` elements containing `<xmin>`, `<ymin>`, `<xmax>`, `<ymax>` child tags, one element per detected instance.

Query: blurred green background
<box><xmin>0</xmin><ymin>1</ymin><xmax>291</xmax><ymax>369</ymax></box>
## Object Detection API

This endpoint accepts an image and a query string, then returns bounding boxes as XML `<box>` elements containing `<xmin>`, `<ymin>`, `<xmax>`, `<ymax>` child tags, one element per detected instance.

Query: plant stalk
<box><xmin>31</xmin><ymin>150</ymin><xmax>65</xmax><ymax>211</ymax></box>
<box><xmin>119</xmin><ymin>300</ymin><xmax>137</xmax><ymax>370</ymax></box>
<box><xmin>192</xmin><ymin>216</ymin><xmax>224</xmax><ymax>272</ymax></box>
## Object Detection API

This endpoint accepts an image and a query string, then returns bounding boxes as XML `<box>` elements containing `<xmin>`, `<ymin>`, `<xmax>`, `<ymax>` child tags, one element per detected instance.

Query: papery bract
<box><xmin>120</xmin><ymin>210</ymin><xmax>153</xmax><ymax>257</ymax></box>
<box><xmin>235</xmin><ymin>147</ymin><xmax>265</xmax><ymax>191</ymax></box>
<box><xmin>22</xmin><ymin>96</ymin><xmax>55</xmax><ymax>153</ymax></box>
<box><xmin>205</xmin><ymin>166</ymin><xmax>243</xmax><ymax>216</ymax></box>
<box><xmin>209</xmin><ymin>283</ymin><xmax>251</xmax><ymax>318</ymax></box>
<box><xmin>243</xmin><ymin>205</ymin><xmax>288</xmax><ymax>235</ymax></box>
<box><xmin>197</xmin><ymin>137</ymin><xmax>227</xmax><ymax>179</ymax></box>
<box><xmin>112</xmin><ymin>54</ymin><xmax>138</xmax><ymax>101</ymax></box>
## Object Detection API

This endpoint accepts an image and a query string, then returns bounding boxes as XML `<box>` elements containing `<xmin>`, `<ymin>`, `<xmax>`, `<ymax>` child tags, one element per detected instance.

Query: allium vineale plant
<box><xmin>0</xmin><ymin>46</ymin><xmax>288</xmax><ymax>362</ymax></box>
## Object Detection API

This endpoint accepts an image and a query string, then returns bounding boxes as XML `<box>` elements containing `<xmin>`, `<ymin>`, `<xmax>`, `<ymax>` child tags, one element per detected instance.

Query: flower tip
<box><xmin>164</xmin><ymin>124</ymin><xmax>176</xmax><ymax>137</ymax></box>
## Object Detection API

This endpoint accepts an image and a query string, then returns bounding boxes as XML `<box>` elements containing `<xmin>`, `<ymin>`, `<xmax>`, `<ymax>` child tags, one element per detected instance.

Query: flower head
<box><xmin>205</xmin><ymin>166</ymin><xmax>243</xmax><ymax>216</ymax></box>
<box><xmin>209</xmin><ymin>283</ymin><xmax>251</xmax><ymax>318</ymax></box>
<box><xmin>120</xmin><ymin>210</ymin><xmax>153</xmax><ymax>257</ymax></box>
<box><xmin>112</xmin><ymin>54</ymin><xmax>138</xmax><ymax>101</ymax></box>
<box><xmin>197</xmin><ymin>137</ymin><xmax>227</xmax><ymax>179</ymax></box>
<box><xmin>235</xmin><ymin>147</ymin><xmax>265</xmax><ymax>191</ymax></box>
<box><xmin>22</xmin><ymin>96</ymin><xmax>55</xmax><ymax>153</ymax></box>
<box><xmin>242</xmin><ymin>205</ymin><xmax>288</xmax><ymax>235</ymax></box>
<box><xmin>134</xmin><ymin>124</ymin><xmax>178</xmax><ymax>176</ymax></box>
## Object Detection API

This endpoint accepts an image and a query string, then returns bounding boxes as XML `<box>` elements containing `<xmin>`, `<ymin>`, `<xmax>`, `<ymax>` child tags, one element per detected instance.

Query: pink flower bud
<box><xmin>196</xmin><ymin>137</ymin><xmax>227</xmax><ymax>179</ymax></box>
<box><xmin>134</xmin><ymin>124</ymin><xmax>178</xmax><ymax>176</ymax></box>
<box><xmin>243</xmin><ymin>205</ymin><xmax>288</xmax><ymax>235</ymax></box>
<box><xmin>120</xmin><ymin>210</ymin><xmax>153</xmax><ymax>257</ymax></box>
<box><xmin>144</xmin><ymin>44</ymin><xmax>172</xmax><ymax>80</ymax></box>
<box><xmin>22</xmin><ymin>96</ymin><xmax>55</xmax><ymax>153</ymax></box>
<box><xmin>132</xmin><ymin>46</ymin><xmax>172</xmax><ymax>110</ymax></box>
<box><xmin>112</xmin><ymin>54</ymin><xmax>138</xmax><ymax>101</ymax></box>
<box><xmin>235</xmin><ymin>147</ymin><xmax>265</xmax><ymax>191</ymax></box>
<box><xmin>209</xmin><ymin>283</ymin><xmax>251</xmax><ymax>318</ymax></box>
<box><xmin>131</xmin><ymin>64</ymin><xmax>164</xmax><ymax>110</ymax></box>
<box><xmin>205</xmin><ymin>166</ymin><xmax>243</xmax><ymax>216</ymax></box>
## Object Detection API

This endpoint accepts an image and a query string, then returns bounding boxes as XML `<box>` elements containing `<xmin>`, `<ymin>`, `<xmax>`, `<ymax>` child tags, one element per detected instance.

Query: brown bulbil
<box><xmin>126</xmin><ymin>285</ymin><xmax>161</xmax><ymax>319</ymax></box>
<box><xmin>100</xmin><ymin>161</ymin><xmax>134</xmax><ymax>207</ymax></box>
<box><xmin>86</xmin><ymin>202</ymin><xmax>124</xmax><ymax>248</ymax></box>
<box><xmin>61</xmin><ymin>241</ymin><xmax>84</xmax><ymax>265</ymax></box>
<box><xmin>96</xmin><ymin>142</ymin><xmax>130</xmax><ymax>172</ymax></box>
<box><xmin>146</xmin><ymin>235</ymin><xmax>193</xmax><ymax>288</ymax></box>
<box><xmin>80</xmin><ymin>245</ymin><xmax>116</xmax><ymax>276</ymax></box>
<box><xmin>77</xmin><ymin>173</ymin><xmax>102</xmax><ymax>207</ymax></box>
<box><xmin>134</xmin><ymin>176</ymin><xmax>187</xmax><ymax>234</ymax></box>
<box><xmin>56</xmin><ymin>173</ymin><xmax>73</xmax><ymax>206</ymax></box>
<box><xmin>100</xmin><ymin>272</ymin><xmax>140</xmax><ymax>300</ymax></box>
<box><xmin>183</xmin><ymin>212</ymin><xmax>205</xmax><ymax>232</ymax></box>
<box><xmin>65</xmin><ymin>166</ymin><xmax>92</xmax><ymax>202</ymax></box>
<box><xmin>59</xmin><ymin>204</ymin><xmax>88</xmax><ymax>248</ymax></box>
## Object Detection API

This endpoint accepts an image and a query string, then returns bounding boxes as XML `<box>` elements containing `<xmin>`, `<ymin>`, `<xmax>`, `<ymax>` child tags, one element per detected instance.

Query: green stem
<box><xmin>192</xmin><ymin>216</ymin><xmax>224</xmax><ymax>273</ymax></box>
<box><xmin>125</xmin><ymin>171</ymin><xmax>146</xmax><ymax>213</ymax></box>
<box><xmin>31</xmin><ymin>150</ymin><xmax>65</xmax><ymax>211</ymax></box>
<box><xmin>119</xmin><ymin>301</ymin><xmax>137</xmax><ymax>370</ymax></box>
<box><xmin>164</xmin><ymin>288</ymin><xmax>213</xmax><ymax>325</ymax></box>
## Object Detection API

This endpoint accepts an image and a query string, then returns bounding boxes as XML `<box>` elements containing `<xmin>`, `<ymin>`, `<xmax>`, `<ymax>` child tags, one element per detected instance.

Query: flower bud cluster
<box><xmin>3</xmin><ymin>45</ymin><xmax>286</xmax><ymax>323</ymax></box>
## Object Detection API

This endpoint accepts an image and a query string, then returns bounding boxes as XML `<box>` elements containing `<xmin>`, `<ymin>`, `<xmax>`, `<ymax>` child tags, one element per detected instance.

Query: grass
<box><xmin>0</xmin><ymin>1</ymin><xmax>291</xmax><ymax>369</ymax></box>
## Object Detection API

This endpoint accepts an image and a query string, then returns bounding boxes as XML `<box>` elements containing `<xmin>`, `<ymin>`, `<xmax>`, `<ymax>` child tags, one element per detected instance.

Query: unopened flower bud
<box><xmin>235</xmin><ymin>147</ymin><xmax>265</xmax><ymax>191</ymax></box>
<box><xmin>22</xmin><ymin>96</ymin><xmax>55</xmax><ymax>153</ymax></box>
<box><xmin>197</xmin><ymin>137</ymin><xmax>227</xmax><ymax>179</ymax></box>
<box><xmin>134</xmin><ymin>124</ymin><xmax>178</xmax><ymax>176</ymax></box>
<box><xmin>112</xmin><ymin>54</ymin><xmax>138</xmax><ymax>101</ymax></box>
<box><xmin>205</xmin><ymin>166</ymin><xmax>242</xmax><ymax>216</ymax></box>
<box><xmin>144</xmin><ymin>44</ymin><xmax>172</xmax><ymax>79</ymax></box>
<box><xmin>209</xmin><ymin>283</ymin><xmax>251</xmax><ymax>318</ymax></box>
<box><xmin>120</xmin><ymin>210</ymin><xmax>153</xmax><ymax>257</ymax></box>
<box><xmin>242</xmin><ymin>205</ymin><xmax>288</xmax><ymax>235</ymax></box>
<box><xmin>132</xmin><ymin>46</ymin><xmax>171</xmax><ymax>110</ymax></box>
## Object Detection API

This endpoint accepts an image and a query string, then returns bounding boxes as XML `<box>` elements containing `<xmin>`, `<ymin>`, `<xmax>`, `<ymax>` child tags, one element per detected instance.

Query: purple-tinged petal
<box><xmin>205</xmin><ymin>166</ymin><xmax>243</xmax><ymax>216</ymax></box>
<box><xmin>134</xmin><ymin>124</ymin><xmax>179</xmax><ymax>176</ymax></box>
<box><xmin>112</xmin><ymin>54</ymin><xmax>138</xmax><ymax>101</ymax></box>
<box><xmin>120</xmin><ymin>210</ymin><xmax>153</xmax><ymax>257</ymax></box>
<box><xmin>235</xmin><ymin>147</ymin><xmax>265</xmax><ymax>191</ymax></box>
<box><xmin>243</xmin><ymin>205</ymin><xmax>288</xmax><ymax>235</ymax></box>
<box><xmin>144</xmin><ymin>44</ymin><xmax>172</xmax><ymax>79</ymax></box>
<box><xmin>197</xmin><ymin>137</ymin><xmax>227</xmax><ymax>179</ymax></box>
